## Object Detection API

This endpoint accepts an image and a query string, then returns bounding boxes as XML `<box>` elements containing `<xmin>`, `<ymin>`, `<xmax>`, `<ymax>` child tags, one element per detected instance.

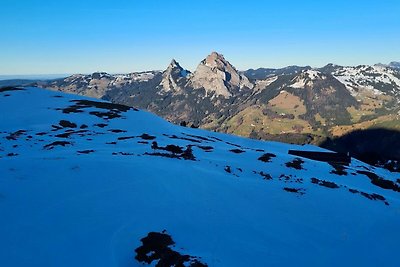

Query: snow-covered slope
<box><xmin>1</xmin><ymin>87</ymin><xmax>400</xmax><ymax>267</ymax></box>
<box><xmin>332</xmin><ymin>65</ymin><xmax>400</xmax><ymax>96</ymax></box>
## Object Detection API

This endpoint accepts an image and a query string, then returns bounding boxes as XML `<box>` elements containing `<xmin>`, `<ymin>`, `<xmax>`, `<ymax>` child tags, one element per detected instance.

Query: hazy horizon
<box><xmin>2</xmin><ymin>0</ymin><xmax>400</xmax><ymax>75</ymax></box>
<box><xmin>1</xmin><ymin>56</ymin><xmax>400</xmax><ymax>79</ymax></box>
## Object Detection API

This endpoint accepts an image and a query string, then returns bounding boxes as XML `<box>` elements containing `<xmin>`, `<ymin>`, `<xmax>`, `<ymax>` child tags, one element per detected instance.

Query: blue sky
<box><xmin>1</xmin><ymin>0</ymin><xmax>399</xmax><ymax>75</ymax></box>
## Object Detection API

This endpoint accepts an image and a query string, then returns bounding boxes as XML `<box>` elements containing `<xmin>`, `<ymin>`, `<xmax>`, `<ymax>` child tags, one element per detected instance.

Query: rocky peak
<box><xmin>169</xmin><ymin>58</ymin><xmax>179</xmax><ymax>67</ymax></box>
<box><xmin>160</xmin><ymin>59</ymin><xmax>190</xmax><ymax>92</ymax></box>
<box><xmin>203</xmin><ymin>52</ymin><xmax>229</xmax><ymax>68</ymax></box>
<box><xmin>189</xmin><ymin>52</ymin><xmax>253</xmax><ymax>98</ymax></box>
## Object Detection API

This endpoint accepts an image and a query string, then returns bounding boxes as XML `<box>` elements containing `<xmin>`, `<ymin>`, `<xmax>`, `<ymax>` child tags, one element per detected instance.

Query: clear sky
<box><xmin>1</xmin><ymin>0</ymin><xmax>399</xmax><ymax>75</ymax></box>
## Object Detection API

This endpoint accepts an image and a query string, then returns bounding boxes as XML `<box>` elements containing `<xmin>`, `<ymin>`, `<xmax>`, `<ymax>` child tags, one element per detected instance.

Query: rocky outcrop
<box><xmin>189</xmin><ymin>52</ymin><xmax>253</xmax><ymax>97</ymax></box>
<box><xmin>159</xmin><ymin>59</ymin><xmax>190</xmax><ymax>93</ymax></box>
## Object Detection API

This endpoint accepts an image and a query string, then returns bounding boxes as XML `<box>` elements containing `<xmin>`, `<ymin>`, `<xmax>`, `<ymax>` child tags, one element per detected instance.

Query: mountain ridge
<box><xmin>31</xmin><ymin>53</ymin><xmax>400</xmax><ymax>165</ymax></box>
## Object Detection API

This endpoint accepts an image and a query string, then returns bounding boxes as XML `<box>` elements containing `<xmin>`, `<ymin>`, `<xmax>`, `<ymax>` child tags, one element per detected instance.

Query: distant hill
<box><xmin>0</xmin><ymin>79</ymin><xmax>41</xmax><ymax>88</ymax></box>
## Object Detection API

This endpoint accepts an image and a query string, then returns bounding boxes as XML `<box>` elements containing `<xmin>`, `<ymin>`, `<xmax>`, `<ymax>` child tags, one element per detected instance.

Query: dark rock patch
<box><xmin>285</xmin><ymin>158</ymin><xmax>304</xmax><ymax>170</ymax></box>
<box><xmin>283</xmin><ymin>187</ymin><xmax>305</xmax><ymax>195</ymax></box>
<box><xmin>183</xmin><ymin>133</ymin><xmax>215</xmax><ymax>142</ymax></box>
<box><xmin>164</xmin><ymin>144</ymin><xmax>184</xmax><ymax>154</ymax></box>
<box><xmin>59</xmin><ymin>120</ymin><xmax>77</xmax><ymax>128</ymax></box>
<box><xmin>59</xmin><ymin>99</ymin><xmax>135</xmax><ymax>119</ymax></box>
<box><xmin>148</xmin><ymin>143</ymin><xmax>195</xmax><ymax>160</ymax></box>
<box><xmin>311</xmin><ymin>178</ymin><xmax>340</xmax><ymax>189</ymax></box>
<box><xmin>357</xmin><ymin>170</ymin><xmax>400</xmax><ymax>192</ymax></box>
<box><xmin>7</xmin><ymin>153</ymin><xmax>19</xmax><ymax>157</ymax></box>
<box><xmin>89</xmin><ymin>111</ymin><xmax>120</xmax><ymax>119</ymax></box>
<box><xmin>80</xmin><ymin>124</ymin><xmax>88</xmax><ymax>129</ymax></box>
<box><xmin>225</xmin><ymin>141</ymin><xmax>242</xmax><ymax>148</ymax></box>
<box><xmin>230</xmin><ymin>149</ymin><xmax>245</xmax><ymax>154</ymax></box>
<box><xmin>135</xmin><ymin>231</ymin><xmax>207</xmax><ymax>267</ymax></box>
<box><xmin>258</xmin><ymin>153</ymin><xmax>276</xmax><ymax>163</ymax></box>
<box><xmin>165</xmin><ymin>134</ymin><xmax>201</xmax><ymax>143</ymax></box>
<box><xmin>72</xmin><ymin>99</ymin><xmax>134</xmax><ymax>112</ymax></box>
<box><xmin>279</xmin><ymin>174</ymin><xmax>292</xmax><ymax>182</ymax></box>
<box><xmin>278</xmin><ymin>174</ymin><xmax>303</xmax><ymax>183</ymax></box>
<box><xmin>138</xmin><ymin>141</ymin><xmax>149</xmax><ymax>144</ymax></box>
<box><xmin>151</xmin><ymin>142</ymin><xmax>183</xmax><ymax>154</ymax></box>
<box><xmin>51</xmin><ymin>125</ymin><xmax>63</xmax><ymax>131</ymax></box>
<box><xmin>224</xmin><ymin>166</ymin><xmax>232</xmax><ymax>173</ymax></box>
<box><xmin>361</xmin><ymin>192</ymin><xmax>386</xmax><ymax>202</ymax></box>
<box><xmin>329</xmin><ymin>163</ymin><xmax>348</xmax><ymax>176</ymax></box>
<box><xmin>259</xmin><ymin>171</ymin><xmax>272</xmax><ymax>180</ymax></box>
<box><xmin>196</xmin><ymin>145</ymin><xmax>213</xmax><ymax>152</ymax></box>
<box><xmin>44</xmin><ymin>141</ymin><xmax>72</xmax><ymax>149</ymax></box>
<box><xmin>348</xmin><ymin>188</ymin><xmax>389</xmax><ymax>205</ymax></box>
<box><xmin>0</xmin><ymin>87</ymin><xmax>25</xmax><ymax>93</ymax></box>
<box><xmin>35</xmin><ymin>132</ymin><xmax>47</xmax><ymax>136</ymax></box>
<box><xmin>106</xmin><ymin>142</ymin><xmax>117</xmax><ymax>145</ymax></box>
<box><xmin>6</xmin><ymin>130</ymin><xmax>26</xmax><ymax>140</ymax></box>
<box><xmin>55</xmin><ymin>130</ymin><xmax>88</xmax><ymax>138</ymax></box>
<box><xmin>118</xmin><ymin>136</ymin><xmax>135</xmax><ymax>141</ymax></box>
<box><xmin>94</xmin><ymin>123</ymin><xmax>108</xmax><ymax>128</ymax></box>
<box><xmin>139</xmin><ymin>133</ymin><xmax>156</xmax><ymax>140</ymax></box>
<box><xmin>181</xmin><ymin>146</ymin><xmax>196</xmax><ymax>160</ymax></box>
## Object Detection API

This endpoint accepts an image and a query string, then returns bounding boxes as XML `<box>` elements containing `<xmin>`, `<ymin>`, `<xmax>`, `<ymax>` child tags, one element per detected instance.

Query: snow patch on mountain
<box><xmin>254</xmin><ymin>76</ymin><xmax>278</xmax><ymax>92</ymax></box>
<box><xmin>290</xmin><ymin>70</ymin><xmax>327</xmax><ymax>88</ymax></box>
<box><xmin>332</xmin><ymin>65</ymin><xmax>400</xmax><ymax>96</ymax></box>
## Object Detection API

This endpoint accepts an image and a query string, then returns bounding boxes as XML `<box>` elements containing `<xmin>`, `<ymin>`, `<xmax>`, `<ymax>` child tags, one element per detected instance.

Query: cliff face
<box><xmin>189</xmin><ymin>52</ymin><xmax>253</xmax><ymax>97</ymax></box>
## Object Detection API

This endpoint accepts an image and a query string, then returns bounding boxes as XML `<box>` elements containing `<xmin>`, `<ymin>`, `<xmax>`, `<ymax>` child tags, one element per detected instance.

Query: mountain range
<box><xmin>1</xmin><ymin>86</ymin><xmax>400</xmax><ymax>266</ymax></box>
<box><xmin>23</xmin><ymin>53</ymin><xmax>400</xmax><ymax>166</ymax></box>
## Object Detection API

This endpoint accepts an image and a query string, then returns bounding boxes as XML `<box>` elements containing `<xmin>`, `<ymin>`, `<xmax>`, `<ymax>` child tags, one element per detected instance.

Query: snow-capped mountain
<box><xmin>1</xmin><ymin>86</ymin><xmax>400</xmax><ymax>266</ymax></box>
<box><xmin>43</xmin><ymin>71</ymin><xmax>161</xmax><ymax>98</ymax></box>
<box><xmin>327</xmin><ymin>64</ymin><xmax>400</xmax><ymax>97</ymax></box>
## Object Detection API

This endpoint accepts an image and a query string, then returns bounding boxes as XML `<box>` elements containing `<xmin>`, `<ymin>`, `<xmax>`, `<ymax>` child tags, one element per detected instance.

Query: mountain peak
<box><xmin>190</xmin><ymin>52</ymin><xmax>253</xmax><ymax>97</ymax></box>
<box><xmin>202</xmin><ymin>51</ymin><xmax>233</xmax><ymax>70</ymax></box>
<box><xmin>169</xmin><ymin>59</ymin><xmax>179</xmax><ymax>68</ymax></box>
<box><xmin>160</xmin><ymin>59</ymin><xmax>189</xmax><ymax>92</ymax></box>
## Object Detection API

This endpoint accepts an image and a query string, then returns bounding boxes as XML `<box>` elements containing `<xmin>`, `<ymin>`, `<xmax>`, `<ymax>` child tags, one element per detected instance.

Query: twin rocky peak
<box><xmin>160</xmin><ymin>52</ymin><xmax>253</xmax><ymax>97</ymax></box>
